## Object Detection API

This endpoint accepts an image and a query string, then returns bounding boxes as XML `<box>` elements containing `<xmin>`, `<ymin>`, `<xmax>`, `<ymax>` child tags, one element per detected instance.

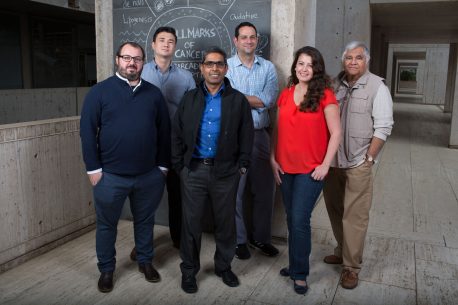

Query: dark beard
<box><xmin>125</xmin><ymin>71</ymin><xmax>139</xmax><ymax>81</ymax></box>
<box><xmin>117</xmin><ymin>64</ymin><xmax>141</xmax><ymax>82</ymax></box>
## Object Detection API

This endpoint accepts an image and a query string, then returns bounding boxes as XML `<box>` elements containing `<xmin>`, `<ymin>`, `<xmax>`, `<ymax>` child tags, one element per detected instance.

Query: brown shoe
<box><xmin>341</xmin><ymin>269</ymin><xmax>358</xmax><ymax>289</ymax></box>
<box><xmin>323</xmin><ymin>254</ymin><xmax>343</xmax><ymax>264</ymax></box>
<box><xmin>130</xmin><ymin>247</ymin><xmax>137</xmax><ymax>261</ymax></box>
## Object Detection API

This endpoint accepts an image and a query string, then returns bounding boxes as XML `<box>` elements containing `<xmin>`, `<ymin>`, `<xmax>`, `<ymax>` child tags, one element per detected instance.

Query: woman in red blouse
<box><xmin>270</xmin><ymin>46</ymin><xmax>342</xmax><ymax>294</ymax></box>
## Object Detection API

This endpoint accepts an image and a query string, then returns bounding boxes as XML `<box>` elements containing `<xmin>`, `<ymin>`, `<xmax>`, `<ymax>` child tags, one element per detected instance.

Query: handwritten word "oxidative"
<box><xmin>229</xmin><ymin>11</ymin><xmax>259</xmax><ymax>20</ymax></box>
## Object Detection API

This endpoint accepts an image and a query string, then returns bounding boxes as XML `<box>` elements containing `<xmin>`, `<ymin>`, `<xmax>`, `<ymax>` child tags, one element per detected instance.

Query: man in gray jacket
<box><xmin>323</xmin><ymin>41</ymin><xmax>394</xmax><ymax>289</ymax></box>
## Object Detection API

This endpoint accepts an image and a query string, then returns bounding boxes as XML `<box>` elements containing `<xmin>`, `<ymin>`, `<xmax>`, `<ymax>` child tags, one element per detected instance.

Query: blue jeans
<box><xmin>93</xmin><ymin>168</ymin><xmax>165</xmax><ymax>273</ymax></box>
<box><xmin>280</xmin><ymin>173</ymin><xmax>324</xmax><ymax>280</ymax></box>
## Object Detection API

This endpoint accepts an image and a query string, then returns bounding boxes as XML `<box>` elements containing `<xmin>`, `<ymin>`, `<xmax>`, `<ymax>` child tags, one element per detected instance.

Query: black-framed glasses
<box><xmin>118</xmin><ymin>55</ymin><xmax>144</xmax><ymax>63</ymax></box>
<box><xmin>202</xmin><ymin>61</ymin><xmax>226</xmax><ymax>68</ymax></box>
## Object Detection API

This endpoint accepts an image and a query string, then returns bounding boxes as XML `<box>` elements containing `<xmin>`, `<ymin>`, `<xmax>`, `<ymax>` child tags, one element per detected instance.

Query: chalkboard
<box><xmin>113</xmin><ymin>0</ymin><xmax>272</xmax><ymax>79</ymax></box>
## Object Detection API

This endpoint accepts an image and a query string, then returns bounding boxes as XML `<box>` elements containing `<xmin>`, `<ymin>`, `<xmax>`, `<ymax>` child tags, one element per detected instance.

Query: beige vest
<box><xmin>333</xmin><ymin>70</ymin><xmax>385</xmax><ymax>168</ymax></box>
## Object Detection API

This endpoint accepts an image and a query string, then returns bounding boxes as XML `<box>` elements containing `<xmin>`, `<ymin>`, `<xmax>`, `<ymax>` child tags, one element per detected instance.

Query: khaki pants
<box><xmin>323</xmin><ymin>162</ymin><xmax>373</xmax><ymax>272</ymax></box>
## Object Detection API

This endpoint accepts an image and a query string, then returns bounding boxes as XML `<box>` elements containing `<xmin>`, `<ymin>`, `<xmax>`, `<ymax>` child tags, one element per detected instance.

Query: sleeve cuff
<box><xmin>87</xmin><ymin>168</ymin><xmax>102</xmax><ymax>174</ymax></box>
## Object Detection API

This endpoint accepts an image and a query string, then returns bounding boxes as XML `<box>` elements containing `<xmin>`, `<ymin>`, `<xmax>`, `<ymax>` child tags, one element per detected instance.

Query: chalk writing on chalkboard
<box><xmin>113</xmin><ymin>0</ymin><xmax>271</xmax><ymax>79</ymax></box>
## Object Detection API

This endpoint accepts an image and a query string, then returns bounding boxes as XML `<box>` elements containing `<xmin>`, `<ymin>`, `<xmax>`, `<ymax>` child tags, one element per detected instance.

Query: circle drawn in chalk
<box><xmin>256</xmin><ymin>34</ymin><xmax>269</xmax><ymax>52</ymax></box>
<box><xmin>145</xmin><ymin>6</ymin><xmax>232</xmax><ymax>65</ymax></box>
<box><xmin>154</xmin><ymin>0</ymin><xmax>165</xmax><ymax>12</ymax></box>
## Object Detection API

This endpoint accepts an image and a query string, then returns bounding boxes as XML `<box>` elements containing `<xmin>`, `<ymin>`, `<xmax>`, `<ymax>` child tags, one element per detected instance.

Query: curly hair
<box><xmin>287</xmin><ymin>46</ymin><xmax>331</xmax><ymax>112</ymax></box>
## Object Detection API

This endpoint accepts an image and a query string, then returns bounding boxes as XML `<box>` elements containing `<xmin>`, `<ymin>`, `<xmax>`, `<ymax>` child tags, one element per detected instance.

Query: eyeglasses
<box><xmin>202</xmin><ymin>61</ymin><xmax>226</xmax><ymax>68</ymax></box>
<box><xmin>118</xmin><ymin>55</ymin><xmax>144</xmax><ymax>63</ymax></box>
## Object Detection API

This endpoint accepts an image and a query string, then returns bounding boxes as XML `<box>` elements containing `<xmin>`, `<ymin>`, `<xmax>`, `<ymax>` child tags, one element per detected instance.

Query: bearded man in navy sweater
<box><xmin>80</xmin><ymin>42</ymin><xmax>171</xmax><ymax>293</ymax></box>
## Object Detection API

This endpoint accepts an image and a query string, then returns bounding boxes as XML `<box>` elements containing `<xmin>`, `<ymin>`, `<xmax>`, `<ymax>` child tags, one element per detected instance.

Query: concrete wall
<box><xmin>0</xmin><ymin>117</ymin><xmax>94</xmax><ymax>272</ymax></box>
<box><xmin>316</xmin><ymin>0</ymin><xmax>371</xmax><ymax>78</ymax></box>
<box><xmin>0</xmin><ymin>87</ymin><xmax>90</xmax><ymax>125</ymax></box>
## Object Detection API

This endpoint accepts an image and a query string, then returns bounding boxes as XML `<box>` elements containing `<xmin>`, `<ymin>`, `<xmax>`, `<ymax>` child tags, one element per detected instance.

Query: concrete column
<box><xmin>95</xmin><ymin>0</ymin><xmax>113</xmax><ymax>82</ymax></box>
<box><xmin>450</xmin><ymin>54</ymin><xmax>458</xmax><ymax>148</ymax></box>
<box><xmin>445</xmin><ymin>44</ymin><xmax>457</xmax><ymax>113</ymax></box>
<box><xmin>271</xmin><ymin>0</ymin><xmax>317</xmax><ymax>89</ymax></box>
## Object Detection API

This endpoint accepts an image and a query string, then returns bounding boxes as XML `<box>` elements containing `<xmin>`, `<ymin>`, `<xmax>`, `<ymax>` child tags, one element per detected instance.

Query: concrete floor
<box><xmin>1</xmin><ymin>103</ymin><xmax>457</xmax><ymax>305</ymax></box>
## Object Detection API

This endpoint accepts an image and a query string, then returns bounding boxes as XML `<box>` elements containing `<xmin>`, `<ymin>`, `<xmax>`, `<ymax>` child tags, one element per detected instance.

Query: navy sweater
<box><xmin>80</xmin><ymin>75</ymin><xmax>171</xmax><ymax>176</ymax></box>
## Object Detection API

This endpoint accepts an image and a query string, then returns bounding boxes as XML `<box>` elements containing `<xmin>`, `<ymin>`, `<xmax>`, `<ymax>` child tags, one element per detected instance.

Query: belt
<box><xmin>192</xmin><ymin>158</ymin><xmax>215</xmax><ymax>166</ymax></box>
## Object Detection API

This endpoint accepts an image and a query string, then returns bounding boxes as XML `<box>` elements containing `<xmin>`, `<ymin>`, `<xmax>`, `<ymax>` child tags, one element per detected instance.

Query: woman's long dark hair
<box><xmin>287</xmin><ymin>46</ymin><xmax>331</xmax><ymax>112</ymax></box>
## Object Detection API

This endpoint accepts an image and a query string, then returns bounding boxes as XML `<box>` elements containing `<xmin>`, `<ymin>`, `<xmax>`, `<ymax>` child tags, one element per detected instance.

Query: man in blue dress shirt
<box><xmin>172</xmin><ymin>46</ymin><xmax>254</xmax><ymax>293</ymax></box>
<box><xmin>226</xmin><ymin>22</ymin><xmax>279</xmax><ymax>260</ymax></box>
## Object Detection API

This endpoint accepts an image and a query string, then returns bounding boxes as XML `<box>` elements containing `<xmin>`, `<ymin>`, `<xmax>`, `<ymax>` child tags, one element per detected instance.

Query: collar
<box><xmin>116</xmin><ymin>72</ymin><xmax>142</xmax><ymax>91</ymax></box>
<box><xmin>340</xmin><ymin>70</ymin><xmax>370</xmax><ymax>88</ymax></box>
<box><xmin>203</xmin><ymin>82</ymin><xmax>225</xmax><ymax>97</ymax></box>
<box><xmin>152</xmin><ymin>58</ymin><xmax>174</xmax><ymax>72</ymax></box>
<box><xmin>233</xmin><ymin>53</ymin><xmax>260</xmax><ymax>67</ymax></box>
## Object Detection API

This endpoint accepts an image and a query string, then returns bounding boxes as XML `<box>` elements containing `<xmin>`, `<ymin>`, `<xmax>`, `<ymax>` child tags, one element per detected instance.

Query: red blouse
<box><xmin>275</xmin><ymin>86</ymin><xmax>337</xmax><ymax>174</ymax></box>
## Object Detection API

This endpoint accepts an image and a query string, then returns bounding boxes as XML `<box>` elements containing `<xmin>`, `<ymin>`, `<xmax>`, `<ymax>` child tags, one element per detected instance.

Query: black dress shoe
<box><xmin>235</xmin><ymin>243</ymin><xmax>251</xmax><ymax>260</ymax></box>
<box><xmin>249</xmin><ymin>239</ymin><xmax>279</xmax><ymax>257</ymax></box>
<box><xmin>215</xmin><ymin>269</ymin><xmax>239</xmax><ymax>287</ymax></box>
<box><xmin>181</xmin><ymin>274</ymin><xmax>198</xmax><ymax>293</ymax></box>
<box><xmin>139</xmin><ymin>263</ymin><xmax>161</xmax><ymax>282</ymax></box>
<box><xmin>130</xmin><ymin>247</ymin><xmax>137</xmax><ymax>261</ymax></box>
<box><xmin>279</xmin><ymin>267</ymin><xmax>290</xmax><ymax>277</ymax></box>
<box><xmin>98</xmin><ymin>272</ymin><xmax>113</xmax><ymax>293</ymax></box>
<box><xmin>293</xmin><ymin>281</ymin><xmax>308</xmax><ymax>295</ymax></box>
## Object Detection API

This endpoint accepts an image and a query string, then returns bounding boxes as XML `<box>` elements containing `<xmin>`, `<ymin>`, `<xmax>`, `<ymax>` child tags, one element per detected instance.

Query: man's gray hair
<box><xmin>341</xmin><ymin>41</ymin><xmax>370</xmax><ymax>64</ymax></box>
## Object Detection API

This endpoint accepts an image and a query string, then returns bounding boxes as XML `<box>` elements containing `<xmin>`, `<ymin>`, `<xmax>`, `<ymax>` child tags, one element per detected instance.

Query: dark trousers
<box><xmin>280</xmin><ymin>173</ymin><xmax>323</xmax><ymax>280</ymax></box>
<box><xmin>235</xmin><ymin>129</ymin><xmax>275</xmax><ymax>244</ymax></box>
<box><xmin>179</xmin><ymin>161</ymin><xmax>239</xmax><ymax>276</ymax></box>
<box><xmin>166</xmin><ymin>169</ymin><xmax>182</xmax><ymax>245</ymax></box>
<box><xmin>93</xmin><ymin>168</ymin><xmax>165</xmax><ymax>273</ymax></box>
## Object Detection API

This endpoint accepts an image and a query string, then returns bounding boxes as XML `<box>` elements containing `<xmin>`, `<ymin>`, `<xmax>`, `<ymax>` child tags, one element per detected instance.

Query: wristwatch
<box><xmin>239</xmin><ymin>167</ymin><xmax>247</xmax><ymax>175</ymax></box>
<box><xmin>366</xmin><ymin>154</ymin><xmax>374</xmax><ymax>163</ymax></box>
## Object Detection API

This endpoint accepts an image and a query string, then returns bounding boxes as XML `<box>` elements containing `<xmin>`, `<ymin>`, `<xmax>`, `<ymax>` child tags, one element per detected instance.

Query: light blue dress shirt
<box><xmin>226</xmin><ymin>54</ymin><xmax>279</xmax><ymax>129</ymax></box>
<box><xmin>141</xmin><ymin>59</ymin><xmax>196</xmax><ymax>119</ymax></box>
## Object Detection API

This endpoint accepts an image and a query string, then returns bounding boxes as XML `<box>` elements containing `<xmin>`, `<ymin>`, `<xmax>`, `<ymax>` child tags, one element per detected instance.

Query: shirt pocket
<box><xmin>348</xmin><ymin>128</ymin><xmax>373</xmax><ymax>158</ymax></box>
<box><xmin>350</xmin><ymin>92</ymin><xmax>369</xmax><ymax>113</ymax></box>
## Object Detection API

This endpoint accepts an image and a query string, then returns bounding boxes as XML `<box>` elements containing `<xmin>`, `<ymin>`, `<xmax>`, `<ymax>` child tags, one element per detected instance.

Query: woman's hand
<box><xmin>270</xmin><ymin>158</ymin><xmax>284</xmax><ymax>185</ymax></box>
<box><xmin>311</xmin><ymin>164</ymin><xmax>329</xmax><ymax>181</ymax></box>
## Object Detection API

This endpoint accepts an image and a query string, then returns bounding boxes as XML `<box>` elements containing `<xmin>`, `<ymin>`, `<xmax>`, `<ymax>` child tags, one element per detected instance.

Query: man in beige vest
<box><xmin>323</xmin><ymin>41</ymin><xmax>394</xmax><ymax>289</ymax></box>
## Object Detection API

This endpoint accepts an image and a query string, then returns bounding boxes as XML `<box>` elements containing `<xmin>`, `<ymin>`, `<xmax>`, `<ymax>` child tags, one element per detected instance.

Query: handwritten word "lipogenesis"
<box><xmin>123</xmin><ymin>14</ymin><xmax>153</xmax><ymax>27</ymax></box>
<box><xmin>229</xmin><ymin>11</ymin><xmax>259</xmax><ymax>20</ymax></box>
<box><xmin>177</xmin><ymin>27</ymin><xmax>216</xmax><ymax>39</ymax></box>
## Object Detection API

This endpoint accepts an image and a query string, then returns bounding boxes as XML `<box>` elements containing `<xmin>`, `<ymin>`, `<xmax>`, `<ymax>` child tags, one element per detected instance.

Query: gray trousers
<box><xmin>179</xmin><ymin>161</ymin><xmax>240</xmax><ymax>276</ymax></box>
<box><xmin>235</xmin><ymin>129</ymin><xmax>275</xmax><ymax>244</ymax></box>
